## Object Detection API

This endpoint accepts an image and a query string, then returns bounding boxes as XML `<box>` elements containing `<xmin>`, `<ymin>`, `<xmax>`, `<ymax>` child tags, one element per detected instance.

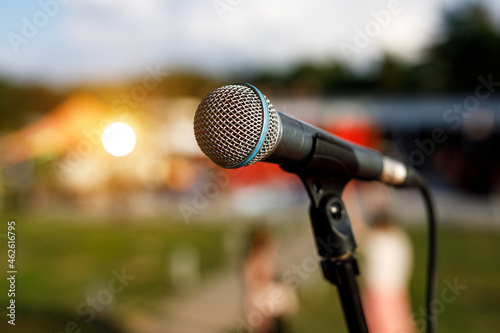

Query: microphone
<box><xmin>193</xmin><ymin>83</ymin><xmax>422</xmax><ymax>187</ymax></box>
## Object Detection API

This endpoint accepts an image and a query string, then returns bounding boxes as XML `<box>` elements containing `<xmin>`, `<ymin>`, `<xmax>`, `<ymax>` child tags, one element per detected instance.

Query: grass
<box><xmin>0</xmin><ymin>215</ymin><xmax>229</xmax><ymax>332</ymax></box>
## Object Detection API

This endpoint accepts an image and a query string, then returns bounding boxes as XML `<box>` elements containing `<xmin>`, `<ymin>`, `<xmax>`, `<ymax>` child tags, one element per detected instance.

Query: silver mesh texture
<box><xmin>193</xmin><ymin>84</ymin><xmax>280</xmax><ymax>168</ymax></box>
<box><xmin>247</xmin><ymin>97</ymin><xmax>279</xmax><ymax>165</ymax></box>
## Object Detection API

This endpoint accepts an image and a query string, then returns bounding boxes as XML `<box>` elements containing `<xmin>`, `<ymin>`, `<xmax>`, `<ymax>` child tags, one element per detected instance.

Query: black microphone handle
<box><xmin>265</xmin><ymin>113</ymin><xmax>418</xmax><ymax>187</ymax></box>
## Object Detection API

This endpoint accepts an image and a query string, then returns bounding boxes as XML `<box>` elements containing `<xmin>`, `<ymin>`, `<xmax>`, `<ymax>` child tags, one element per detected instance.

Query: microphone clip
<box><xmin>298</xmin><ymin>173</ymin><xmax>369</xmax><ymax>333</ymax></box>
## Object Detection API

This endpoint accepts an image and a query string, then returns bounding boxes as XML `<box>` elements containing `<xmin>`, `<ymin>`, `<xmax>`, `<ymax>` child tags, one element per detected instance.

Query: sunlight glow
<box><xmin>102</xmin><ymin>122</ymin><xmax>136</xmax><ymax>156</ymax></box>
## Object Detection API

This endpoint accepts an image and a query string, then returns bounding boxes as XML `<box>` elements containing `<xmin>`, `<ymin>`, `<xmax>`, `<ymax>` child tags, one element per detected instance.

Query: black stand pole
<box><xmin>299</xmin><ymin>175</ymin><xmax>369</xmax><ymax>333</ymax></box>
<box><xmin>321</xmin><ymin>255</ymin><xmax>368</xmax><ymax>333</ymax></box>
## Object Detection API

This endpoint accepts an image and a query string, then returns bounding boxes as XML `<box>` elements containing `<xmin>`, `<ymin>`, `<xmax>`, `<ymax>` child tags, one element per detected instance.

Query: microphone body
<box><xmin>194</xmin><ymin>83</ymin><xmax>420</xmax><ymax>187</ymax></box>
<box><xmin>265</xmin><ymin>112</ymin><xmax>413</xmax><ymax>186</ymax></box>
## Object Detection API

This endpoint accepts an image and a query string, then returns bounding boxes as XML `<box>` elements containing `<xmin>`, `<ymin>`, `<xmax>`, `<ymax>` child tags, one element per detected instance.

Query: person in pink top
<box><xmin>363</xmin><ymin>218</ymin><xmax>415</xmax><ymax>333</ymax></box>
<box><xmin>350</xmin><ymin>182</ymin><xmax>416</xmax><ymax>333</ymax></box>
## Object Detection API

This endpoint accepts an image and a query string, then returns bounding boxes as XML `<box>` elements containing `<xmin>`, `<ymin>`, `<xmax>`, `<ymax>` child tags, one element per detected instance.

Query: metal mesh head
<box><xmin>193</xmin><ymin>84</ymin><xmax>280</xmax><ymax>168</ymax></box>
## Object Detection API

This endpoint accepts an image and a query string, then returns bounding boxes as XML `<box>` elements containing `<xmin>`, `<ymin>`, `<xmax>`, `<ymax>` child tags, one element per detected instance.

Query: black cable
<box><xmin>419</xmin><ymin>184</ymin><xmax>438</xmax><ymax>333</ymax></box>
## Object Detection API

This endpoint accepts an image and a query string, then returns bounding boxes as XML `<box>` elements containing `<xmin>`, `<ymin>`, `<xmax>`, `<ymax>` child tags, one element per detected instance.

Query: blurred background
<box><xmin>0</xmin><ymin>0</ymin><xmax>499</xmax><ymax>332</ymax></box>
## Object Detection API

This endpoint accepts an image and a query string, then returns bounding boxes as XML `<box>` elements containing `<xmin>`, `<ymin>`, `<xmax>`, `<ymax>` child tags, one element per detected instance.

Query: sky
<box><xmin>0</xmin><ymin>0</ymin><xmax>499</xmax><ymax>87</ymax></box>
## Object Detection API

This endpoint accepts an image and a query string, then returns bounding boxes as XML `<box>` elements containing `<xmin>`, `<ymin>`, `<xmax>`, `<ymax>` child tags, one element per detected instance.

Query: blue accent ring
<box><xmin>233</xmin><ymin>83</ymin><xmax>269</xmax><ymax>167</ymax></box>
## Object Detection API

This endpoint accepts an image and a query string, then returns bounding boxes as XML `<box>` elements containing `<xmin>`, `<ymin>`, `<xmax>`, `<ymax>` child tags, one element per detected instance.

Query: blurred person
<box><xmin>351</xmin><ymin>182</ymin><xmax>415</xmax><ymax>333</ymax></box>
<box><xmin>242</xmin><ymin>228</ymin><xmax>298</xmax><ymax>333</ymax></box>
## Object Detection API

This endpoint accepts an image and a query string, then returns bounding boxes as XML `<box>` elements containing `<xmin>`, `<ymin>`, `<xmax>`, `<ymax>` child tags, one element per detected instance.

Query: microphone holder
<box><xmin>298</xmin><ymin>174</ymin><xmax>369</xmax><ymax>333</ymax></box>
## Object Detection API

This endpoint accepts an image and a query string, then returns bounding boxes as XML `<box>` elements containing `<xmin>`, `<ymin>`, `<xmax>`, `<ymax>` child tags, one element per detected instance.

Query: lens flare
<box><xmin>102</xmin><ymin>122</ymin><xmax>136</xmax><ymax>156</ymax></box>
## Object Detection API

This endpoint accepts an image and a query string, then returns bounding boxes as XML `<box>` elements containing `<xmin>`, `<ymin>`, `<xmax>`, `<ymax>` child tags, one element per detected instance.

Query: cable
<box><xmin>419</xmin><ymin>184</ymin><xmax>438</xmax><ymax>333</ymax></box>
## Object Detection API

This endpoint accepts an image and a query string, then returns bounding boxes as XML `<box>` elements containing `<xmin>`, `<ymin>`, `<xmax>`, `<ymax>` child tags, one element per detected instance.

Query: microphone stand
<box><xmin>298</xmin><ymin>175</ymin><xmax>369</xmax><ymax>333</ymax></box>
<box><xmin>277</xmin><ymin>132</ymin><xmax>370</xmax><ymax>332</ymax></box>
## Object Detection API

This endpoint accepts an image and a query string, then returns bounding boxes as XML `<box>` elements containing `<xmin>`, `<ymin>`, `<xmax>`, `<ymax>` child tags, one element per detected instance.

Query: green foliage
<box><xmin>0</xmin><ymin>218</ymin><xmax>227</xmax><ymax>312</ymax></box>
<box><xmin>0</xmin><ymin>79</ymin><xmax>64</xmax><ymax>131</ymax></box>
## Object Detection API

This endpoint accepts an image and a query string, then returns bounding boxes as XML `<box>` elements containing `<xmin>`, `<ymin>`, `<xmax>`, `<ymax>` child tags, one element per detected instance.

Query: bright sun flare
<box><xmin>102</xmin><ymin>122</ymin><xmax>136</xmax><ymax>157</ymax></box>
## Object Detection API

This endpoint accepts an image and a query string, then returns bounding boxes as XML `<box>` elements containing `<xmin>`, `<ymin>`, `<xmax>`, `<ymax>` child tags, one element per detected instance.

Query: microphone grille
<box><xmin>194</xmin><ymin>84</ymin><xmax>280</xmax><ymax>168</ymax></box>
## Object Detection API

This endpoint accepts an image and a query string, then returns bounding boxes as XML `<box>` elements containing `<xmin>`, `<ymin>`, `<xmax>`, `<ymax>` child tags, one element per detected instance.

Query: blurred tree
<box><xmin>0</xmin><ymin>72</ymin><xmax>221</xmax><ymax>133</ymax></box>
<box><xmin>0</xmin><ymin>79</ymin><xmax>22</xmax><ymax>130</ymax></box>
<box><xmin>251</xmin><ymin>60</ymin><xmax>375</xmax><ymax>95</ymax></box>
<box><xmin>418</xmin><ymin>4</ymin><xmax>500</xmax><ymax>92</ymax></box>
<box><xmin>287</xmin><ymin>61</ymin><xmax>351</xmax><ymax>93</ymax></box>
<box><xmin>155</xmin><ymin>72</ymin><xmax>222</xmax><ymax>98</ymax></box>
<box><xmin>0</xmin><ymin>79</ymin><xmax>63</xmax><ymax>132</ymax></box>
<box><xmin>374</xmin><ymin>54</ymin><xmax>416</xmax><ymax>93</ymax></box>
